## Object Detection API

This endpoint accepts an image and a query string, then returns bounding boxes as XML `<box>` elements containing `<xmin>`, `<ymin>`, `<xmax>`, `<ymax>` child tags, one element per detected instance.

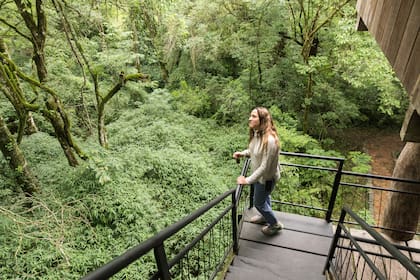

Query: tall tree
<box><xmin>0</xmin><ymin>38</ymin><xmax>39</xmax><ymax>144</ymax></box>
<box><xmin>1</xmin><ymin>0</ymin><xmax>86</xmax><ymax>166</ymax></box>
<box><xmin>286</xmin><ymin>0</ymin><xmax>352</xmax><ymax>133</ymax></box>
<box><xmin>50</xmin><ymin>0</ymin><xmax>150</xmax><ymax>147</ymax></box>
<box><xmin>0</xmin><ymin>48</ymin><xmax>87</xmax><ymax>166</ymax></box>
<box><xmin>383</xmin><ymin>143</ymin><xmax>420</xmax><ymax>241</ymax></box>
<box><xmin>0</xmin><ymin>114</ymin><xmax>39</xmax><ymax>194</ymax></box>
<box><xmin>95</xmin><ymin>72</ymin><xmax>149</xmax><ymax>147</ymax></box>
<box><xmin>136</xmin><ymin>0</ymin><xmax>171</xmax><ymax>84</ymax></box>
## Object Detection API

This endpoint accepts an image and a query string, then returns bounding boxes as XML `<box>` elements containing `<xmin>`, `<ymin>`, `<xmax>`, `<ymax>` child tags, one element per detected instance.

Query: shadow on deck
<box><xmin>225</xmin><ymin>208</ymin><xmax>333</xmax><ymax>280</ymax></box>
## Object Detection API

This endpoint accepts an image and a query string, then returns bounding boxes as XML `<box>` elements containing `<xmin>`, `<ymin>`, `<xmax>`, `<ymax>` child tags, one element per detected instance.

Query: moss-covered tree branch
<box><xmin>0</xmin><ymin>115</ymin><xmax>39</xmax><ymax>194</ymax></box>
<box><xmin>97</xmin><ymin>72</ymin><xmax>149</xmax><ymax>147</ymax></box>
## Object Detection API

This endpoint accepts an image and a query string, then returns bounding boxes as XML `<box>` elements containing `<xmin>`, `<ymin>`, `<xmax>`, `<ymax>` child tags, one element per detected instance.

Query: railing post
<box><xmin>232</xmin><ymin>192</ymin><xmax>239</xmax><ymax>254</ymax></box>
<box><xmin>232</xmin><ymin>158</ymin><xmax>250</xmax><ymax>254</ymax></box>
<box><xmin>154</xmin><ymin>244</ymin><xmax>171</xmax><ymax>280</ymax></box>
<box><xmin>323</xmin><ymin>208</ymin><xmax>347</xmax><ymax>274</ymax></box>
<box><xmin>325</xmin><ymin>159</ymin><xmax>344</xmax><ymax>222</ymax></box>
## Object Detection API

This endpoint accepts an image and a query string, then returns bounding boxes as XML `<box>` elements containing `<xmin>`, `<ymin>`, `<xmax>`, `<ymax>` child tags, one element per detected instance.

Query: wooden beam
<box><xmin>379</xmin><ymin>0</ymin><xmax>402</xmax><ymax>52</ymax></box>
<box><xmin>400</xmin><ymin>103</ymin><xmax>420</xmax><ymax>142</ymax></box>
<box><xmin>396</xmin><ymin>0</ymin><xmax>420</xmax><ymax>90</ymax></box>
<box><xmin>384</xmin><ymin>0</ymin><xmax>415</xmax><ymax>67</ymax></box>
<box><xmin>370</xmin><ymin>0</ymin><xmax>385</xmax><ymax>38</ymax></box>
<box><xmin>375</xmin><ymin>0</ymin><xmax>395</xmax><ymax>46</ymax></box>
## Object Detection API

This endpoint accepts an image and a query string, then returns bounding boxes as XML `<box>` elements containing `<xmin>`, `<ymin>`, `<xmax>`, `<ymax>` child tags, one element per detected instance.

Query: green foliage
<box><xmin>170</xmin><ymin>81</ymin><xmax>211</xmax><ymax>117</ymax></box>
<box><xmin>0</xmin><ymin>94</ymin><xmax>244</xmax><ymax>278</ymax></box>
<box><xmin>323</xmin><ymin>8</ymin><xmax>408</xmax><ymax>127</ymax></box>
<box><xmin>1</xmin><ymin>88</ymin><xmax>375</xmax><ymax>278</ymax></box>
<box><xmin>212</xmin><ymin>79</ymin><xmax>250</xmax><ymax>124</ymax></box>
<box><xmin>0</xmin><ymin>0</ymin><xmax>404</xmax><ymax>278</ymax></box>
<box><xmin>346</xmin><ymin>151</ymin><xmax>371</xmax><ymax>174</ymax></box>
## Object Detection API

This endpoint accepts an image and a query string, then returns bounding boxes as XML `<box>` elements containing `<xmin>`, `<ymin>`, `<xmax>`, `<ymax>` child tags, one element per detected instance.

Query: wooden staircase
<box><xmin>225</xmin><ymin>208</ymin><xmax>334</xmax><ymax>280</ymax></box>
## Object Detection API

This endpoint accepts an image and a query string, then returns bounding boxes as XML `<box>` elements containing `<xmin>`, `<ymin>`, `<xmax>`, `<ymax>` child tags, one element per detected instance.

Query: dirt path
<box><xmin>332</xmin><ymin>127</ymin><xmax>404</xmax><ymax>223</ymax></box>
<box><xmin>360</xmin><ymin>129</ymin><xmax>405</xmax><ymax>224</ymax></box>
<box><xmin>363</xmin><ymin>130</ymin><xmax>403</xmax><ymax>177</ymax></box>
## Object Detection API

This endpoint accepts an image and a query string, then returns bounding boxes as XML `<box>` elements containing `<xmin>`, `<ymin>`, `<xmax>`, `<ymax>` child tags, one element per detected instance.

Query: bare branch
<box><xmin>0</xmin><ymin>17</ymin><xmax>32</xmax><ymax>41</ymax></box>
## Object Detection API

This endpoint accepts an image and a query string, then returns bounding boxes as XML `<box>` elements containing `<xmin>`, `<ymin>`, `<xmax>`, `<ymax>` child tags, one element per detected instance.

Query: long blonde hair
<box><xmin>248</xmin><ymin>107</ymin><xmax>280</xmax><ymax>151</ymax></box>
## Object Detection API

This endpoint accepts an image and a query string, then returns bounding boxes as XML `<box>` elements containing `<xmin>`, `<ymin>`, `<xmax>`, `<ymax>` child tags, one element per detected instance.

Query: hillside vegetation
<box><xmin>1</xmin><ymin>92</ymin><xmax>357</xmax><ymax>278</ymax></box>
<box><xmin>0</xmin><ymin>0</ymin><xmax>404</xmax><ymax>278</ymax></box>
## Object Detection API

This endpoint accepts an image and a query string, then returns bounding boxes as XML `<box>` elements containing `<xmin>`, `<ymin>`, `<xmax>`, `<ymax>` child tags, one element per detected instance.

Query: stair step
<box><xmin>228</xmin><ymin>210</ymin><xmax>332</xmax><ymax>280</ymax></box>
<box><xmin>237</xmin><ymin>243</ymin><xmax>327</xmax><ymax>279</ymax></box>
<box><xmin>225</xmin><ymin>264</ymin><xmax>291</xmax><ymax>280</ymax></box>
<box><xmin>244</xmin><ymin>209</ymin><xmax>333</xmax><ymax>237</ymax></box>
<box><xmin>240</xmin><ymin>223</ymin><xmax>332</xmax><ymax>256</ymax></box>
<box><xmin>233</xmin><ymin>255</ymin><xmax>286</xmax><ymax>277</ymax></box>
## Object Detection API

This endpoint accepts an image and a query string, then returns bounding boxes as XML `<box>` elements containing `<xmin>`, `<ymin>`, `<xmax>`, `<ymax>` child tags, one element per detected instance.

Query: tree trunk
<box><xmin>25</xmin><ymin>112</ymin><xmax>38</xmax><ymax>135</ymax></box>
<box><xmin>12</xmin><ymin>0</ymin><xmax>86</xmax><ymax>166</ymax></box>
<box><xmin>14</xmin><ymin>0</ymin><xmax>48</xmax><ymax>82</ymax></box>
<box><xmin>43</xmin><ymin>97</ymin><xmax>86</xmax><ymax>166</ymax></box>
<box><xmin>159</xmin><ymin>60</ymin><xmax>169</xmax><ymax>85</ymax></box>
<box><xmin>383</xmin><ymin>142</ymin><xmax>420</xmax><ymax>241</ymax></box>
<box><xmin>96</xmin><ymin>73</ymin><xmax>148</xmax><ymax>148</ymax></box>
<box><xmin>0</xmin><ymin>115</ymin><xmax>39</xmax><ymax>194</ymax></box>
<box><xmin>97</xmin><ymin>102</ymin><xmax>108</xmax><ymax>148</ymax></box>
<box><xmin>302</xmin><ymin>72</ymin><xmax>313</xmax><ymax>134</ymax></box>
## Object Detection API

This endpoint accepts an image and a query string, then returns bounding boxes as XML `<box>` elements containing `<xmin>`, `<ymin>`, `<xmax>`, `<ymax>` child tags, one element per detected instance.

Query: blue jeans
<box><xmin>253</xmin><ymin>181</ymin><xmax>278</xmax><ymax>226</ymax></box>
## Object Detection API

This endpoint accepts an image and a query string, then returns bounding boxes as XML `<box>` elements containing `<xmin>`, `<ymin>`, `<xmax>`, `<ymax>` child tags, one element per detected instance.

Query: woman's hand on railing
<box><xmin>236</xmin><ymin>175</ymin><xmax>247</xmax><ymax>185</ymax></box>
<box><xmin>233</xmin><ymin>152</ymin><xmax>244</xmax><ymax>164</ymax></box>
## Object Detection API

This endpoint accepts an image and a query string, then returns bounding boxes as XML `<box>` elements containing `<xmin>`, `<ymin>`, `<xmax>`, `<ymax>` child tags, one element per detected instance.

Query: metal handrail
<box><xmin>342</xmin><ymin>170</ymin><xmax>420</xmax><ymax>185</ymax></box>
<box><xmin>82</xmin><ymin>188</ymin><xmax>235</xmax><ymax>280</ymax></box>
<box><xmin>234</xmin><ymin>158</ymin><xmax>251</xmax><ymax>205</ymax></box>
<box><xmin>276</xmin><ymin>151</ymin><xmax>420</xmax><ymax>225</ymax></box>
<box><xmin>324</xmin><ymin>206</ymin><xmax>420</xmax><ymax>279</ymax></box>
<box><xmin>82</xmin><ymin>158</ymin><xmax>250</xmax><ymax>280</ymax></box>
<box><xmin>82</xmin><ymin>152</ymin><xmax>420</xmax><ymax>279</ymax></box>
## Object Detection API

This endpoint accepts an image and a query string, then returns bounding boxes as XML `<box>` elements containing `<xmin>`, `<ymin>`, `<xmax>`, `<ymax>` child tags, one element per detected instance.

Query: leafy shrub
<box><xmin>212</xmin><ymin>79</ymin><xmax>250</xmax><ymax>125</ymax></box>
<box><xmin>170</xmin><ymin>80</ymin><xmax>211</xmax><ymax>117</ymax></box>
<box><xmin>0</xmin><ymin>92</ymin><xmax>372</xmax><ymax>279</ymax></box>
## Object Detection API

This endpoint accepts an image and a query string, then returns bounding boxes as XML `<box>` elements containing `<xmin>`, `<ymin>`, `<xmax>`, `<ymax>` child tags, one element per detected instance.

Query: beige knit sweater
<box><xmin>240</xmin><ymin>133</ymin><xmax>280</xmax><ymax>184</ymax></box>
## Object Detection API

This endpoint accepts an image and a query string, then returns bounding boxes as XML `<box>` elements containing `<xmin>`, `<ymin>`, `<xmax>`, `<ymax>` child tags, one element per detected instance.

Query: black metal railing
<box><xmin>250</xmin><ymin>151</ymin><xmax>345</xmax><ymax>220</ymax></box>
<box><xmin>82</xmin><ymin>159</ymin><xmax>251</xmax><ymax>280</ymax></box>
<box><xmin>270</xmin><ymin>152</ymin><xmax>420</xmax><ymax>237</ymax></box>
<box><xmin>324</xmin><ymin>206</ymin><xmax>420</xmax><ymax>280</ymax></box>
<box><xmin>82</xmin><ymin>152</ymin><xmax>420</xmax><ymax>279</ymax></box>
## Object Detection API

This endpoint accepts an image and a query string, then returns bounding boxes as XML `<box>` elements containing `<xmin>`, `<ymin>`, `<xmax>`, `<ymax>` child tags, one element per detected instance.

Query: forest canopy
<box><xmin>0</xmin><ymin>0</ymin><xmax>407</xmax><ymax>278</ymax></box>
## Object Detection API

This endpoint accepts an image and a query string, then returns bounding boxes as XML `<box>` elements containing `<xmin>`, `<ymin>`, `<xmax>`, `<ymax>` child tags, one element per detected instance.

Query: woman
<box><xmin>233</xmin><ymin>107</ymin><xmax>283</xmax><ymax>235</ymax></box>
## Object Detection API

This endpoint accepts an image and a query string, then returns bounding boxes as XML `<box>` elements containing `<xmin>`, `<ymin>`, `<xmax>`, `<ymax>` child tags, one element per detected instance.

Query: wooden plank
<box><xmin>384</xmin><ymin>0</ymin><xmax>414</xmax><ymax>67</ymax></box>
<box><xmin>356</xmin><ymin>0</ymin><xmax>369</xmax><ymax>31</ymax></box>
<box><xmin>243</xmin><ymin>209</ymin><xmax>333</xmax><ymax>237</ymax></box>
<box><xmin>401</xmin><ymin>1</ymin><xmax>420</xmax><ymax>96</ymax></box>
<box><xmin>395</xmin><ymin>0</ymin><xmax>420</xmax><ymax>86</ymax></box>
<box><xmin>275</xmin><ymin>211</ymin><xmax>333</xmax><ymax>237</ymax></box>
<box><xmin>356</xmin><ymin>0</ymin><xmax>364</xmax><ymax>14</ymax></box>
<box><xmin>402</xmin><ymin>41</ymin><xmax>419</xmax><ymax>99</ymax></box>
<box><xmin>240</xmin><ymin>222</ymin><xmax>332</xmax><ymax>256</ymax></box>
<box><xmin>366</xmin><ymin>0</ymin><xmax>379</xmax><ymax>27</ymax></box>
<box><xmin>380</xmin><ymin>0</ymin><xmax>403</xmax><ymax>52</ymax></box>
<box><xmin>356</xmin><ymin>0</ymin><xmax>368</xmax><ymax>19</ymax></box>
<box><xmin>225</xmin><ymin>265</ymin><xmax>286</xmax><ymax>280</ymax></box>
<box><xmin>374</xmin><ymin>0</ymin><xmax>393</xmax><ymax>44</ymax></box>
<box><xmin>370</xmin><ymin>0</ymin><xmax>385</xmax><ymax>40</ymax></box>
<box><xmin>236</xmin><ymin>245</ymin><xmax>326</xmax><ymax>280</ymax></box>
<box><xmin>413</xmin><ymin>75</ymin><xmax>420</xmax><ymax>108</ymax></box>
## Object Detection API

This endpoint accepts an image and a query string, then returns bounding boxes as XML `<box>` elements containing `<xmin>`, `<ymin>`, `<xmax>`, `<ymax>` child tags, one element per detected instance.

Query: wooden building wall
<box><xmin>356</xmin><ymin>0</ymin><xmax>420</xmax><ymax>142</ymax></box>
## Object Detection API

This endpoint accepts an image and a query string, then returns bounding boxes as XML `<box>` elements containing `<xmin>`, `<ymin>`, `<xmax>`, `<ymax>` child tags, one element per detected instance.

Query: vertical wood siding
<box><xmin>357</xmin><ymin>0</ymin><xmax>419</xmax><ymax>98</ymax></box>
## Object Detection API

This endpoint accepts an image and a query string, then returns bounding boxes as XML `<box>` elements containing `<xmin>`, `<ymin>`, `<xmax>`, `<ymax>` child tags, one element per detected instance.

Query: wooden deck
<box><xmin>225</xmin><ymin>208</ymin><xmax>334</xmax><ymax>280</ymax></box>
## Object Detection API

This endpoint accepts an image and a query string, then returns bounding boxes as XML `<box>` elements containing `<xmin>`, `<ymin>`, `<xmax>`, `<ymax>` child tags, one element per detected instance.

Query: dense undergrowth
<box><xmin>0</xmin><ymin>93</ymin><xmax>370</xmax><ymax>279</ymax></box>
